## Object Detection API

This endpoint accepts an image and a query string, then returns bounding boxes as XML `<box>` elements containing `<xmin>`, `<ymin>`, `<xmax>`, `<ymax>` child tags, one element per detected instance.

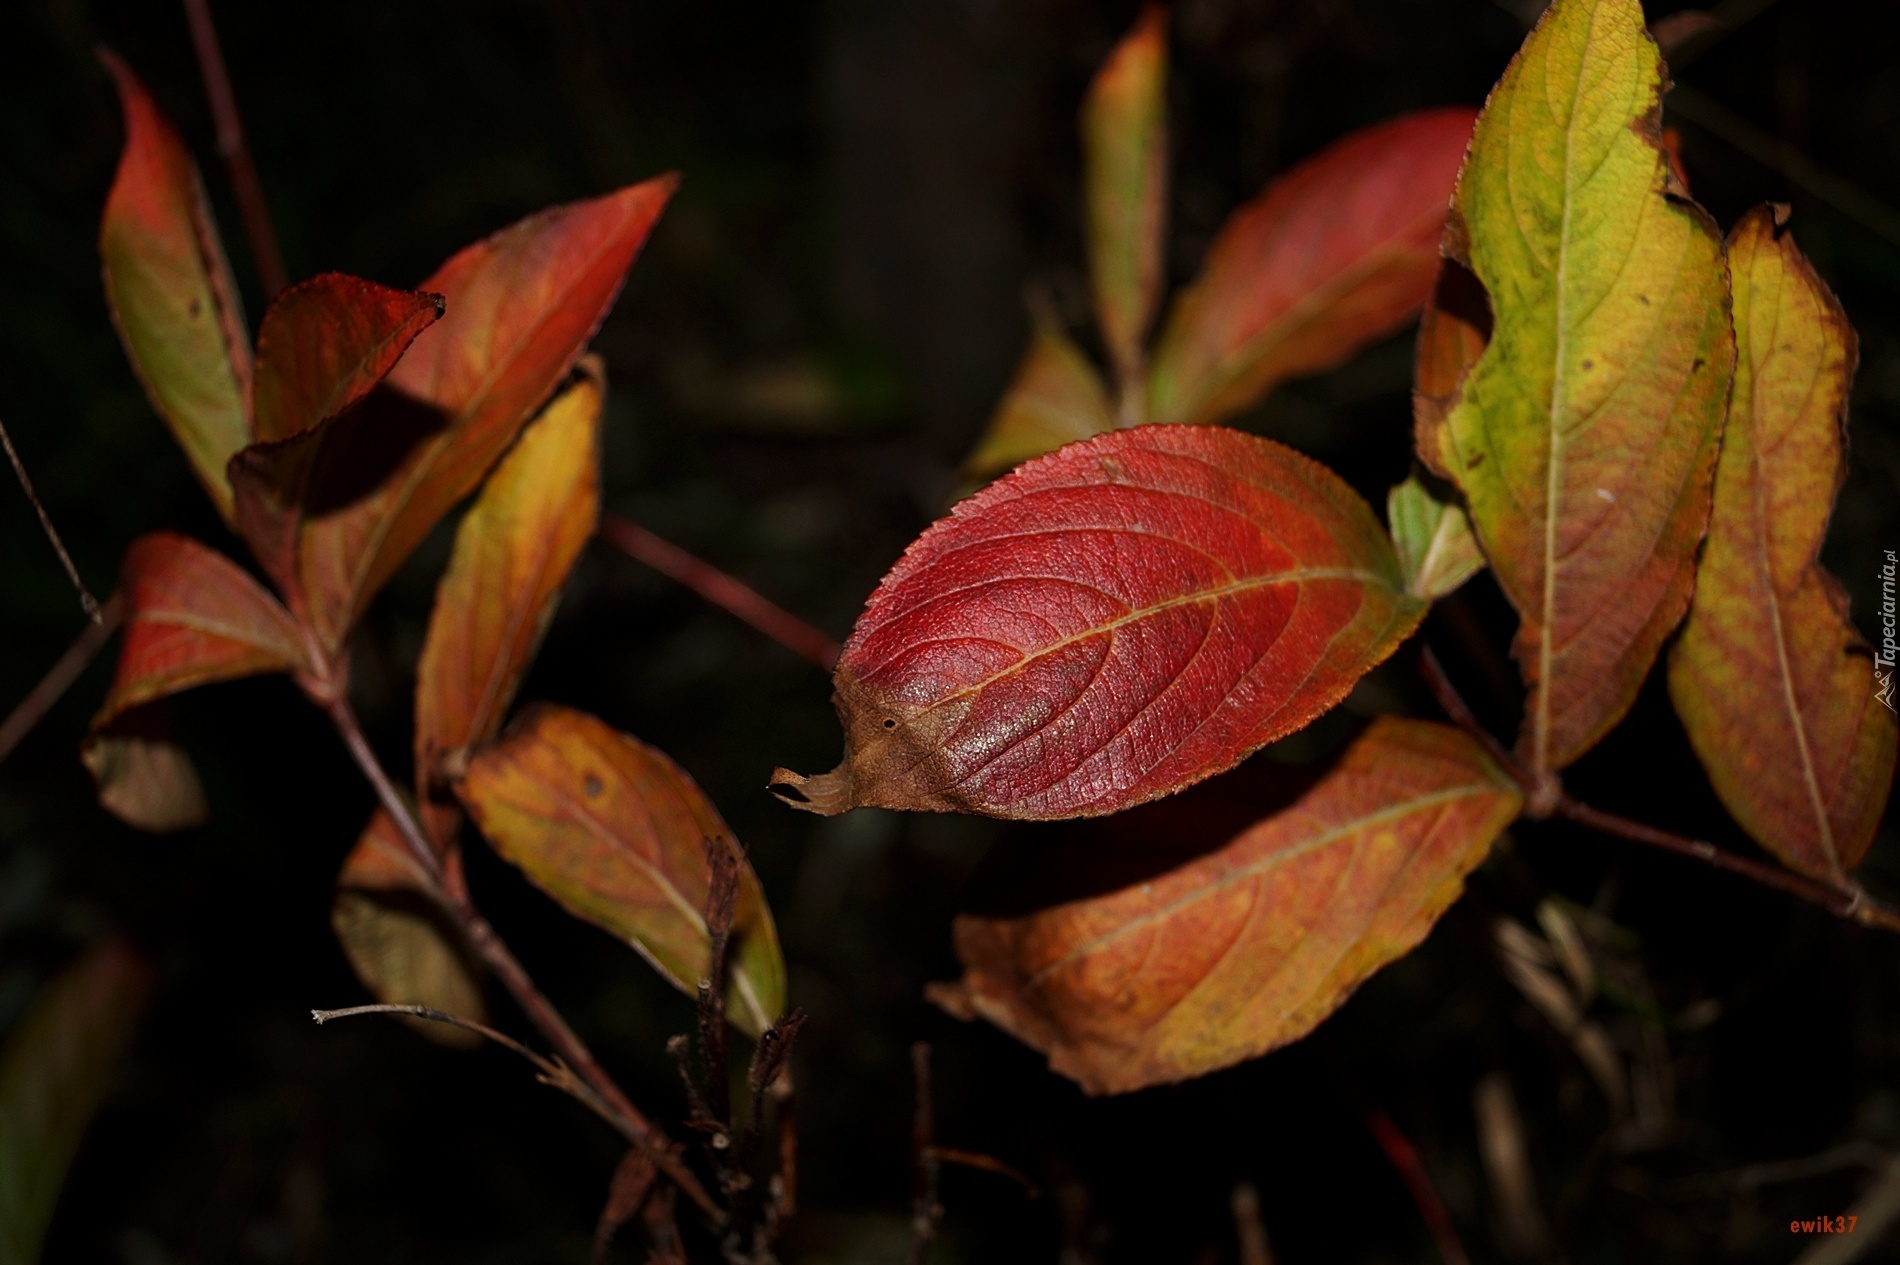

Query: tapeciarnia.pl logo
<box><xmin>1879</xmin><ymin>550</ymin><xmax>1897</xmax><ymax>713</ymax></box>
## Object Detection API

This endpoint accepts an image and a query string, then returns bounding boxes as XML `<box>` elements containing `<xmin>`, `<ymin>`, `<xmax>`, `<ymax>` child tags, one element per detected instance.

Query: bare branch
<box><xmin>1</xmin><ymin>417</ymin><xmax>101</xmax><ymax>621</ymax></box>
<box><xmin>179</xmin><ymin>0</ymin><xmax>288</xmax><ymax>297</ymax></box>
<box><xmin>0</xmin><ymin>593</ymin><xmax>122</xmax><ymax>766</ymax></box>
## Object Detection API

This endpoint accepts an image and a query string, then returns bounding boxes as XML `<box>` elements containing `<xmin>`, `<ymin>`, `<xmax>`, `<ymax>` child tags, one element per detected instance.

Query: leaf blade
<box><xmin>98</xmin><ymin>51</ymin><xmax>251</xmax><ymax>522</ymax></box>
<box><xmin>415</xmin><ymin>365</ymin><xmax>603</xmax><ymax>847</ymax></box>
<box><xmin>961</xmin><ymin>324</ymin><xmax>1116</xmax><ymax>481</ymax></box>
<box><xmin>252</xmin><ymin>273</ymin><xmax>444</xmax><ymax>443</ymax></box>
<box><xmin>1145</xmin><ymin>108</ymin><xmax>1476</xmax><ymax>428</ymax></box>
<box><xmin>928</xmin><ymin>718</ymin><xmax>1521</xmax><ymax>1094</ymax></box>
<box><xmin>772</xmin><ymin>425</ymin><xmax>1427</xmax><ymax>820</ymax></box>
<box><xmin>458</xmin><ymin>705</ymin><xmax>786</xmax><ymax>1037</ymax></box>
<box><xmin>1418</xmin><ymin>0</ymin><xmax>1734</xmax><ymax>775</ymax></box>
<box><xmin>1667</xmin><ymin>206</ymin><xmax>1897</xmax><ymax>882</ymax></box>
<box><xmin>1083</xmin><ymin>5</ymin><xmax>1168</xmax><ymax>390</ymax></box>
<box><xmin>1388</xmin><ymin>470</ymin><xmax>1486</xmax><ymax>601</ymax></box>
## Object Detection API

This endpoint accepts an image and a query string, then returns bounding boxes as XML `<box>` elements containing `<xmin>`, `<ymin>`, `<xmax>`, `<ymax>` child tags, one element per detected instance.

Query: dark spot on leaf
<box><xmin>1638</xmin><ymin>294</ymin><xmax>1650</xmax><ymax>305</ymax></box>
<box><xmin>1582</xmin><ymin>358</ymin><xmax>1594</xmax><ymax>371</ymax></box>
<box><xmin>883</xmin><ymin>718</ymin><xmax>897</xmax><ymax>729</ymax></box>
<box><xmin>1693</xmin><ymin>357</ymin><xmax>1706</xmax><ymax>372</ymax></box>
<box><xmin>1465</xmin><ymin>450</ymin><xmax>1485</xmax><ymax>469</ymax></box>
<box><xmin>187</xmin><ymin>298</ymin><xmax>202</xmax><ymax>319</ymax></box>
<box><xmin>584</xmin><ymin>774</ymin><xmax>603</xmax><ymax>797</ymax></box>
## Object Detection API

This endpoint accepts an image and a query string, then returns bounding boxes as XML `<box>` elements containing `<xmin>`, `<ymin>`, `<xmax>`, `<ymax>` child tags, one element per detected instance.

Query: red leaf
<box><xmin>91</xmin><ymin>532</ymin><xmax>309</xmax><ymax>732</ymax></box>
<box><xmin>251</xmin><ymin>273</ymin><xmax>444</xmax><ymax>443</ymax></box>
<box><xmin>235</xmin><ymin>177</ymin><xmax>676</xmax><ymax>651</ymax></box>
<box><xmin>98</xmin><ymin>51</ymin><xmax>251</xmax><ymax>523</ymax></box>
<box><xmin>770</xmin><ymin>426</ymin><xmax>1426</xmax><ymax>820</ymax></box>
<box><xmin>1145</xmin><ymin>109</ymin><xmax>1477</xmax><ymax>427</ymax></box>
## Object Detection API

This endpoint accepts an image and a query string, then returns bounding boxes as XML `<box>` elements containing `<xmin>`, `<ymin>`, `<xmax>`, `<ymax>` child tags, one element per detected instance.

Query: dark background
<box><xmin>4</xmin><ymin>0</ymin><xmax>1900</xmax><ymax>1261</ymax></box>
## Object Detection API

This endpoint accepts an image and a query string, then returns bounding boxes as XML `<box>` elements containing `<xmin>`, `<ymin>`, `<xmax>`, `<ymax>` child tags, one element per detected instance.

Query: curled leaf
<box><xmin>331</xmin><ymin>809</ymin><xmax>486</xmax><ymax>1048</ymax></box>
<box><xmin>1417</xmin><ymin>0</ymin><xmax>1734</xmax><ymax>777</ymax></box>
<box><xmin>771</xmin><ymin>425</ymin><xmax>1426</xmax><ymax>821</ymax></box>
<box><xmin>251</xmin><ymin>273</ymin><xmax>444</xmax><ymax>443</ymax></box>
<box><xmin>1388</xmin><ymin>470</ymin><xmax>1485</xmax><ymax>601</ymax></box>
<box><xmin>1667</xmin><ymin>206</ymin><xmax>1897</xmax><ymax>883</ymax></box>
<box><xmin>81</xmin><ymin>704</ymin><xmax>208</xmax><ymax>834</ymax></box>
<box><xmin>961</xmin><ymin>322</ymin><xmax>1116</xmax><ymax>482</ymax></box>
<box><xmin>98</xmin><ymin>51</ymin><xmax>251</xmax><ymax>522</ymax></box>
<box><xmin>1146</xmin><ymin>108</ymin><xmax>1476</xmax><ymax>428</ymax></box>
<box><xmin>459</xmin><ymin>705</ymin><xmax>786</xmax><ymax>1036</ymax></box>
<box><xmin>928</xmin><ymin>718</ymin><xmax>1521</xmax><ymax>1094</ymax></box>
<box><xmin>1083</xmin><ymin>5</ymin><xmax>1168</xmax><ymax>390</ymax></box>
<box><xmin>415</xmin><ymin>365</ymin><xmax>603</xmax><ymax>848</ymax></box>
<box><xmin>0</xmin><ymin>938</ymin><xmax>152</xmax><ymax>1265</ymax></box>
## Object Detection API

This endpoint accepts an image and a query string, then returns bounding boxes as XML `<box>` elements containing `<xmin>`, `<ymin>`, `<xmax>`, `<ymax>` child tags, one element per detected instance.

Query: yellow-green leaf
<box><xmin>1083</xmin><ymin>5</ymin><xmax>1167</xmax><ymax>393</ymax></box>
<box><xmin>961</xmin><ymin>324</ymin><xmax>1115</xmax><ymax>481</ymax></box>
<box><xmin>1388</xmin><ymin>470</ymin><xmax>1486</xmax><ymax>601</ymax></box>
<box><xmin>1668</xmin><ymin>206</ymin><xmax>1897</xmax><ymax>884</ymax></box>
<box><xmin>1417</xmin><ymin>0</ymin><xmax>1734</xmax><ymax>778</ymax></box>
<box><xmin>459</xmin><ymin>705</ymin><xmax>786</xmax><ymax>1037</ymax></box>
<box><xmin>0</xmin><ymin>939</ymin><xmax>151</xmax><ymax>1265</ymax></box>
<box><xmin>98</xmin><ymin>52</ymin><xmax>251</xmax><ymax>523</ymax></box>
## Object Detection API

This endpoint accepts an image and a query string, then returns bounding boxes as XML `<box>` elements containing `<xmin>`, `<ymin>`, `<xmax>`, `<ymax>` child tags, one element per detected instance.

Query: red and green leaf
<box><xmin>1145</xmin><ymin>108</ymin><xmax>1476</xmax><ymax>428</ymax></box>
<box><xmin>415</xmin><ymin>365</ymin><xmax>603</xmax><ymax>849</ymax></box>
<box><xmin>1083</xmin><ymin>5</ymin><xmax>1168</xmax><ymax>391</ymax></box>
<box><xmin>1667</xmin><ymin>206</ymin><xmax>1897</xmax><ymax>883</ymax></box>
<box><xmin>98</xmin><ymin>51</ymin><xmax>252</xmax><ymax>522</ymax></box>
<box><xmin>771</xmin><ymin>425</ymin><xmax>1426</xmax><ymax>821</ymax></box>
<box><xmin>929</xmin><ymin>718</ymin><xmax>1521</xmax><ymax>1094</ymax></box>
<box><xmin>458</xmin><ymin>705</ymin><xmax>786</xmax><ymax>1036</ymax></box>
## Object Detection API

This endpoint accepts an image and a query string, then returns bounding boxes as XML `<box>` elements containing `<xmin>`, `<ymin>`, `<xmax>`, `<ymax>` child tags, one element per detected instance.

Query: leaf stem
<box><xmin>0</xmin><ymin>593</ymin><xmax>123</xmax><ymax>766</ymax></box>
<box><xmin>319</xmin><ymin>691</ymin><xmax>722</xmax><ymax>1221</ymax></box>
<box><xmin>1418</xmin><ymin>646</ymin><xmax>1900</xmax><ymax>935</ymax></box>
<box><xmin>179</xmin><ymin>0</ymin><xmax>288</xmax><ymax>299</ymax></box>
<box><xmin>599</xmin><ymin>513</ymin><xmax>841</xmax><ymax>670</ymax></box>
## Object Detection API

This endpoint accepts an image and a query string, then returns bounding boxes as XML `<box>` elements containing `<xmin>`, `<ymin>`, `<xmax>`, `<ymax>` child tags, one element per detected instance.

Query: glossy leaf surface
<box><xmin>962</xmin><ymin>324</ymin><xmax>1116</xmax><ymax>481</ymax></box>
<box><xmin>1083</xmin><ymin>5</ymin><xmax>1167</xmax><ymax>387</ymax></box>
<box><xmin>929</xmin><ymin>718</ymin><xmax>1521</xmax><ymax>1094</ymax></box>
<box><xmin>92</xmin><ymin>532</ymin><xmax>308</xmax><ymax>731</ymax></box>
<box><xmin>1145</xmin><ymin>108</ymin><xmax>1476</xmax><ymax>428</ymax></box>
<box><xmin>332</xmin><ymin>810</ymin><xmax>486</xmax><ymax>1047</ymax></box>
<box><xmin>1668</xmin><ymin>207</ymin><xmax>1897</xmax><ymax>883</ymax></box>
<box><xmin>1388</xmin><ymin>471</ymin><xmax>1485</xmax><ymax>601</ymax></box>
<box><xmin>459</xmin><ymin>706</ymin><xmax>786</xmax><ymax>1036</ymax></box>
<box><xmin>243</xmin><ymin>177</ymin><xmax>674</xmax><ymax>651</ymax></box>
<box><xmin>0</xmin><ymin>938</ymin><xmax>151</xmax><ymax>1265</ymax></box>
<box><xmin>415</xmin><ymin>366</ymin><xmax>602</xmax><ymax>847</ymax></box>
<box><xmin>771</xmin><ymin>426</ymin><xmax>1427</xmax><ymax>820</ymax></box>
<box><xmin>252</xmin><ymin>273</ymin><xmax>443</xmax><ymax>443</ymax></box>
<box><xmin>98</xmin><ymin>52</ymin><xmax>251</xmax><ymax>522</ymax></box>
<box><xmin>1416</xmin><ymin>0</ymin><xmax>1733</xmax><ymax>776</ymax></box>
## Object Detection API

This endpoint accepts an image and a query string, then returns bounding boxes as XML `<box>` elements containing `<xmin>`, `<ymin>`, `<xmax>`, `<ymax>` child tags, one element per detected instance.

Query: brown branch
<box><xmin>599</xmin><ymin>513</ymin><xmax>841</xmax><ymax>671</ymax></box>
<box><xmin>179</xmin><ymin>0</ymin><xmax>287</xmax><ymax>298</ymax></box>
<box><xmin>926</xmin><ymin>1147</ymin><xmax>1039</xmax><ymax>1199</ymax></box>
<box><xmin>906</xmin><ymin>1041</ymin><xmax>942</xmax><ymax>1265</ymax></box>
<box><xmin>2</xmin><ymin>417</ymin><xmax>101</xmax><ymax>621</ymax></box>
<box><xmin>1359</xmin><ymin>1104</ymin><xmax>1471</xmax><ymax>1265</ymax></box>
<box><xmin>0</xmin><ymin>593</ymin><xmax>123</xmax><ymax>765</ymax></box>
<box><xmin>1419</xmin><ymin>645</ymin><xmax>1900</xmax><ymax>935</ymax></box>
<box><xmin>319</xmin><ymin>692</ymin><xmax>721</xmax><ymax>1221</ymax></box>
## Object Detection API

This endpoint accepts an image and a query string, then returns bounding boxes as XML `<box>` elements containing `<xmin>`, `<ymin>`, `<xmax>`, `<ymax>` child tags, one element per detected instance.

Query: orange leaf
<box><xmin>98</xmin><ymin>51</ymin><xmax>251</xmax><ymax>523</ymax></box>
<box><xmin>331</xmin><ymin>809</ymin><xmax>486</xmax><ymax>1047</ymax></box>
<box><xmin>1667</xmin><ymin>206</ymin><xmax>1898</xmax><ymax>883</ymax></box>
<box><xmin>91</xmin><ymin>532</ymin><xmax>309</xmax><ymax>732</ymax></box>
<box><xmin>1083</xmin><ymin>5</ymin><xmax>1168</xmax><ymax>390</ymax></box>
<box><xmin>414</xmin><ymin>365</ymin><xmax>603</xmax><ymax>849</ymax></box>
<box><xmin>929</xmin><ymin>718</ymin><xmax>1521</xmax><ymax>1094</ymax></box>
<box><xmin>251</xmin><ymin>273</ymin><xmax>444</xmax><ymax>443</ymax></box>
<box><xmin>238</xmin><ymin>177</ymin><xmax>675</xmax><ymax>652</ymax></box>
<box><xmin>458</xmin><ymin>705</ymin><xmax>786</xmax><ymax>1036</ymax></box>
<box><xmin>1145</xmin><ymin>108</ymin><xmax>1476</xmax><ymax>428</ymax></box>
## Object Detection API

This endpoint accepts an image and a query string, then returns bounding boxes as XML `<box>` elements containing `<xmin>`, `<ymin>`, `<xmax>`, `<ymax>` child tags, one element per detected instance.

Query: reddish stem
<box><xmin>599</xmin><ymin>513</ymin><xmax>841</xmax><ymax>671</ymax></box>
<box><xmin>1360</xmin><ymin>1104</ymin><xmax>1472</xmax><ymax>1265</ymax></box>
<box><xmin>0</xmin><ymin>594</ymin><xmax>123</xmax><ymax>766</ymax></box>
<box><xmin>180</xmin><ymin>0</ymin><xmax>287</xmax><ymax>299</ymax></box>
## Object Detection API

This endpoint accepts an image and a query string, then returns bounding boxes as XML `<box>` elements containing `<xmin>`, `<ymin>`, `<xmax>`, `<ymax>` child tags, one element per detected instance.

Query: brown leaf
<box><xmin>592</xmin><ymin>1148</ymin><xmax>658</xmax><ymax>1264</ymax></box>
<box><xmin>1667</xmin><ymin>206</ymin><xmax>1898</xmax><ymax>883</ymax></box>
<box><xmin>458</xmin><ymin>705</ymin><xmax>787</xmax><ymax>1036</ymax></box>
<box><xmin>81</xmin><ymin>704</ymin><xmax>208</xmax><ymax>834</ymax></box>
<box><xmin>331</xmin><ymin>809</ymin><xmax>486</xmax><ymax>1048</ymax></box>
<box><xmin>928</xmin><ymin>717</ymin><xmax>1521</xmax><ymax>1094</ymax></box>
<box><xmin>414</xmin><ymin>365</ymin><xmax>602</xmax><ymax>849</ymax></box>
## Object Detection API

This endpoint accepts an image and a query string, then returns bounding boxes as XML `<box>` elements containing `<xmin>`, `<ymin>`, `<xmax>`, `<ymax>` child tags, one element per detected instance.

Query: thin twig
<box><xmin>906</xmin><ymin>1041</ymin><xmax>942</xmax><ymax>1265</ymax></box>
<box><xmin>179</xmin><ymin>0</ymin><xmax>287</xmax><ymax>298</ymax></box>
<box><xmin>1</xmin><ymin>417</ymin><xmax>101</xmax><ymax>621</ymax></box>
<box><xmin>1359</xmin><ymin>1104</ymin><xmax>1471</xmax><ymax>1265</ymax></box>
<box><xmin>0</xmin><ymin>593</ymin><xmax>122</xmax><ymax>765</ymax></box>
<box><xmin>924</xmin><ymin>1147</ymin><xmax>1040</xmax><ymax>1199</ymax></box>
<box><xmin>1230</xmin><ymin>1182</ymin><xmax>1274</xmax><ymax>1265</ymax></box>
<box><xmin>319</xmin><ymin>692</ymin><xmax>721</xmax><ymax>1221</ymax></box>
<box><xmin>1419</xmin><ymin>646</ymin><xmax>1900</xmax><ymax>935</ymax></box>
<box><xmin>599</xmin><ymin>513</ymin><xmax>841</xmax><ymax>671</ymax></box>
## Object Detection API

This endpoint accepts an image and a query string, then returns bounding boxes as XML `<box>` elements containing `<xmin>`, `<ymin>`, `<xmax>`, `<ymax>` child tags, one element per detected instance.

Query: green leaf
<box><xmin>1388</xmin><ymin>470</ymin><xmax>1486</xmax><ymax>601</ymax></box>
<box><xmin>1083</xmin><ymin>5</ymin><xmax>1168</xmax><ymax>393</ymax></box>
